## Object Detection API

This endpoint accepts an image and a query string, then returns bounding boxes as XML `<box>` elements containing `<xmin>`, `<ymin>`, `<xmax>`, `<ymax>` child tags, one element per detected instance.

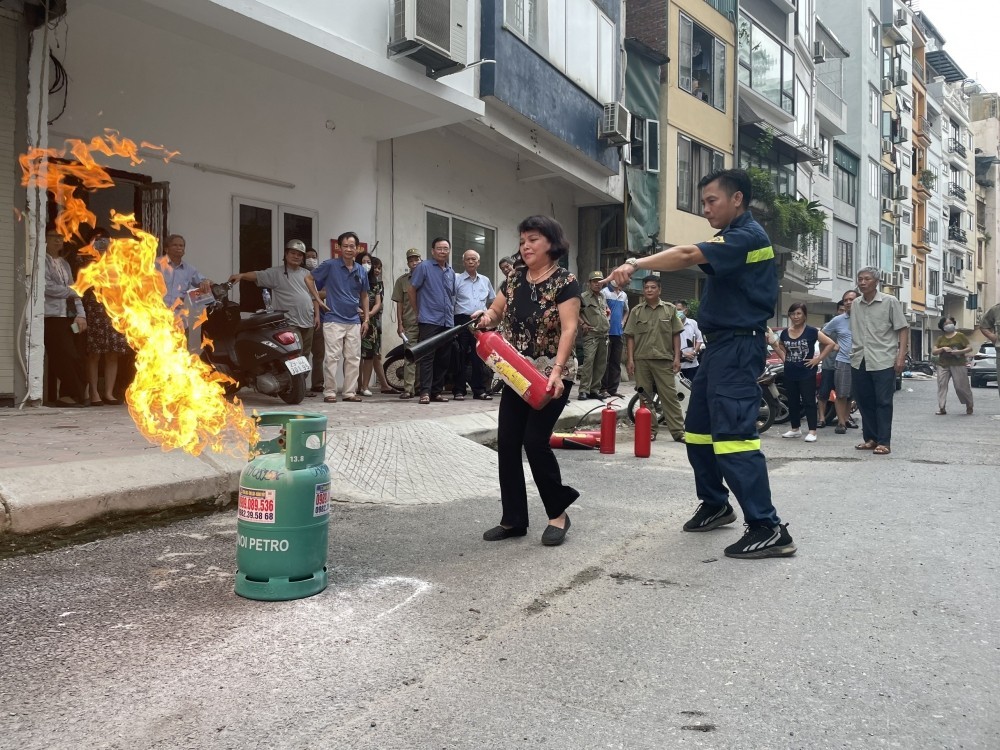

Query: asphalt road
<box><xmin>1</xmin><ymin>379</ymin><xmax>997</xmax><ymax>749</ymax></box>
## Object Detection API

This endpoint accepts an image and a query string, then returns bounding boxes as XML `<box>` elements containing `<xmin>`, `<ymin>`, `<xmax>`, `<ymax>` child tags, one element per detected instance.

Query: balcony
<box><xmin>915</xmin><ymin>115</ymin><xmax>931</xmax><ymax>144</ymax></box>
<box><xmin>703</xmin><ymin>0</ymin><xmax>737</xmax><ymax>16</ymax></box>
<box><xmin>948</xmin><ymin>225</ymin><xmax>968</xmax><ymax>245</ymax></box>
<box><xmin>949</xmin><ymin>182</ymin><xmax>967</xmax><ymax>202</ymax></box>
<box><xmin>815</xmin><ymin>79</ymin><xmax>848</xmax><ymax>136</ymax></box>
<box><xmin>949</xmin><ymin>138</ymin><xmax>968</xmax><ymax>159</ymax></box>
<box><xmin>915</xmin><ymin>227</ymin><xmax>931</xmax><ymax>249</ymax></box>
<box><xmin>913</xmin><ymin>58</ymin><xmax>925</xmax><ymax>83</ymax></box>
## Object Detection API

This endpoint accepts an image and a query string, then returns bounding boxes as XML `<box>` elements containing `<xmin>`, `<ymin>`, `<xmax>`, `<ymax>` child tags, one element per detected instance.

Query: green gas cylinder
<box><xmin>235</xmin><ymin>412</ymin><xmax>330</xmax><ymax>601</ymax></box>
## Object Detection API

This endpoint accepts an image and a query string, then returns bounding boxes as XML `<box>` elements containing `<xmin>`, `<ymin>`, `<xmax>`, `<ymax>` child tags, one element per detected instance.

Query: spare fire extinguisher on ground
<box><xmin>600</xmin><ymin>400</ymin><xmax>617</xmax><ymax>455</ymax></box>
<box><xmin>633</xmin><ymin>388</ymin><xmax>652</xmax><ymax>458</ymax></box>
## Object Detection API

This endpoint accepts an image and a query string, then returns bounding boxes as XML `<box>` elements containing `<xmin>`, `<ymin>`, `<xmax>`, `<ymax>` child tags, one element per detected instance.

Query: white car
<box><xmin>968</xmin><ymin>344</ymin><xmax>997</xmax><ymax>388</ymax></box>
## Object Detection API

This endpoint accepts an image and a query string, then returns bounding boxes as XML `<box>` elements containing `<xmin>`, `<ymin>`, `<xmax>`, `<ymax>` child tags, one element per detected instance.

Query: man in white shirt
<box><xmin>453</xmin><ymin>249</ymin><xmax>496</xmax><ymax>400</ymax></box>
<box><xmin>675</xmin><ymin>300</ymin><xmax>703</xmax><ymax>382</ymax></box>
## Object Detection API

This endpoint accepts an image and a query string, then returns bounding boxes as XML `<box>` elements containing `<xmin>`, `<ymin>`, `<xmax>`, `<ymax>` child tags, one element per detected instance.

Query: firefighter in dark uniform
<box><xmin>606</xmin><ymin>168</ymin><xmax>796</xmax><ymax>559</ymax></box>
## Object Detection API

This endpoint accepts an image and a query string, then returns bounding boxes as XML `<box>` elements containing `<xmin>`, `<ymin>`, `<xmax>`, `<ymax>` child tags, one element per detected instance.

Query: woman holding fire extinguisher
<box><xmin>474</xmin><ymin>216</ymin><xmax>582</xmax><ymax>546</ymax></box>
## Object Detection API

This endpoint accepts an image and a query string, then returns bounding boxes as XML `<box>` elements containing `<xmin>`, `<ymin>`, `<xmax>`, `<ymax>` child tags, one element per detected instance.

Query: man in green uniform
<box><xmin>979</xmin><ymin>302</ymin><xmax>1000</xmax><ymax>401</ymax></box>
<box><xmin>391</xmin><ymin>248</ymin><xmax>422</xmax><ymax>398</ymax></box>
<box><xmin>624</xmin><ymin>276</ymin><xmax>684</xmax><ymax>442</ymax></box>
<box><xmin>577</xmin><ymin>271</ymin><xmax>610</xmax><ymax>400</ymax></box>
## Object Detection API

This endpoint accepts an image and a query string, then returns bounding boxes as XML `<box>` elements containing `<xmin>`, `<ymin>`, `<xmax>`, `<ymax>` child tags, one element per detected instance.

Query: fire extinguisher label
<box><xmin>485</xmin><ymin>351</ymin><xmax>531</xmax><ymax>395</ymax></box>
<box><xmin>238</xmin><ymin>487</ymin><xmax>276</xmax><ymax>524</ymax></box>
<box><xmin>314</xmin><ymin>481</ymin><xmax>331</xmax><ymax>517</ymax></box>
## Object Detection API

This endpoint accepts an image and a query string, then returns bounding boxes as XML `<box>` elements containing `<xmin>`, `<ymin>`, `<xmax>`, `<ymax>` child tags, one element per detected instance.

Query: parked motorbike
<box><xmin>200</xmin><ymin>282</ymin><xmax>309</xmax><ymax>404</ymax></box>
<box><xmin>905</xmin><ymin>353</ymin><xmax>935</xmax><ymax>377</ymax></box>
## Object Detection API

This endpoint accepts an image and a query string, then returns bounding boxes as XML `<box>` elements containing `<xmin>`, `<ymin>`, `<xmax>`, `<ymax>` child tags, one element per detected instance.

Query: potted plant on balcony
<box><xmin>918</xmin><ymin>168</ymin><xmax>936</xmax><ymax>191</ymax></box>
<box><xmin>745</xmin><ymin>172</ymin><xmax>826</xmax><ymax>256</ymax></box>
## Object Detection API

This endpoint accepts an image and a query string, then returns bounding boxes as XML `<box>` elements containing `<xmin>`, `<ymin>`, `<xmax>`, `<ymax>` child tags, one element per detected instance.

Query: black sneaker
<box><xmin>724</xmin><ymin>523</ymin><xmax>796</xmax><ymax>559</ymax></box>
<box><xmin>682</xmin><ymin>502</ymin><xmax>737</xmax><ymax>532</ymax></box>
<box><xmin>846</xmin><ymin>419</ymin><xmax>859</xmax><ymax>429</ymax></box>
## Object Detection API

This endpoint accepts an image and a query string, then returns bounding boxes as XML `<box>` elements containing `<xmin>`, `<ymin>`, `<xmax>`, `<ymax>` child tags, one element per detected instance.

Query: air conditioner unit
<box><xmin>881</xmin><ymin>138</ymin><xmax>894</xmax><ymax>155</ymax></box>
<box><xmin>943</xmin><ymin>271</ymin><xmax>956</xmax><ymax>284</ymax></box>
<box><xmin>887</xmin><ymin>272</ymin><xmax>904</xmax><ymax>288</ymax></box>
<box><xmin>895</xmin><ymin>185</ymin><xmax>910</xmax><ymax>201</ymax></box>
<box><xmin>894</xmin><ymin>8</ymin><xmax>908</xmax><ymax>26</ymax></box>
<box><xmin>895</xmin><ymin>70</ymin><xmax>909</xmax><ymax>87</ymax></box>
<box><xmin>599</xmin><ymin>102</ymin><xmax>631</xmax><ymax>145</ymax></box>
<box><xmin>899</xmin><ymin>126</ymin><xmax>910</xmax><ymax>143</ymax></box>
<box><xmin>895</xmin><ymin>243</ymin><xmax>908</xmax><ymax>258</ymax></box>
<box><xmin>882</xmin><ymin>77</ymin><xmax>894</xmax><ymax>95</ymax></box>
<box><xmin>388</xmin><ymin>0</ymin><xmax>468</xmax><ymax>75</ymax></box>
<box><xmin>813</xmin><ymin>41</ymin><xmax>828</xmax><ymax>63</ymax></box>
<box><xmin>880</xmin><ymin>198</ymin><xmax>894</xmax><ymax>214</ymax></box>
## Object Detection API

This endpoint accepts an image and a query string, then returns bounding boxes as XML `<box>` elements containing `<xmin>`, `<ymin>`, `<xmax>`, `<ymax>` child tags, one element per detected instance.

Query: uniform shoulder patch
<box><xmin>705</xmin><ymin>236</ymin><xmax>726</xmax><ymax>243</ymax></box>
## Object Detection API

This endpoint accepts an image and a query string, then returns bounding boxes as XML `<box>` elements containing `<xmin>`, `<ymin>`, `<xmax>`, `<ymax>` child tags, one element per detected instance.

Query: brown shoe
<box><xmin>324</xmin><ymin>396</ymin><xmax>337</xmax><ymax>403</ymax></box>
<box><xmin>966</xmin><ymin>405</ymin><xmax>974</xmax><ymax>415</ymax></box>
<box><xmin>342</xmin><ymin>395</ymin><xmax>363</xmax><ymax>403</ymax></box>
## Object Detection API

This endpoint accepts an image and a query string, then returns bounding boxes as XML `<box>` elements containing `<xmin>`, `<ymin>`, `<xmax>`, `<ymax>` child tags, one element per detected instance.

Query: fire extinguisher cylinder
<box><xmin>634</xmin><ymin>388</ymin><xmax>652</xmax><ymax>458</ymax></box>
<box><xmin>600</xmin><ymin>401</ymin><xmax>617</xmax><ymax>454</ymax></box>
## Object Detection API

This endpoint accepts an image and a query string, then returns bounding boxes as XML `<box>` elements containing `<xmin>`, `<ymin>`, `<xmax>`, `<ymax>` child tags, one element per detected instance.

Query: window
<box><xmin>870</xmin><ymin>15</ymin><xmax>880</xmax><ymax>54</ymax></box>
<box><xmin>869</xmin><ymin>159</ymin><xmax>880</xmax><ymax>198</ymax></box>
<box><xmin>928</xmin><ymin>218</ymin><xmax>939</xmax><ymax>244</ymax></box>
<box><xmin>818</xmin><ymin>134</ymin><xmax>830</xmax><ymax>176</ymax></box>
<box><xmin>426</xmin><ymin>209</ymin><xmax>498</xmax><ymax>283</ymax></box>
<box><xmin>738</xmin><ymin>13</ymin><xmax>794</xmax><ymax>113</ymax></box>
<box><xmin>868</xmin><ymin>230</ymin><xmax>880</xmax><ymax>266</ymax></box>
<box><xmin>677</xmin><ymin>134</ymin><xmax>725</xmax><ymax>213</ymax></box>
<box><xmin>929</xmin><ymin>269</ymin><xmax>940</xmax><ymax>295</ymax></box>
<box><xmin>679</xmin><ymin>14</ymin><xmax>726</xmax><ymax>112</ymax></box>
<box><xmin>833</xmin><ymin>146</ymin><xmax>859</xmax><ymax>206</ymax></box>
<box><xmin>817</xmin><ymin>230</ymin><xmax>829</xmax><ymax>267</ymax></box>
<box><xmin>794</xmin><ymin>81</ymin><xmax>810</xmax><ymax>143</ymax></box>
<box><xmin>837</xmin><ymin>240</ymin><xmax>854</xmax><ymax>279</ymax></box>
<box><xmin>869</xmin><ymin>87</ymin><xmax>880</xmax><ymax>126</ymax></box>
<box><xmin>504</xmin><ymin>0</ymin><xmax>615</xmax><ymax>103</ymax></box>
<box><xmin>629</xmin><ymin>116</ymin><xmax>661</xmax><ymax>173</ymax></box>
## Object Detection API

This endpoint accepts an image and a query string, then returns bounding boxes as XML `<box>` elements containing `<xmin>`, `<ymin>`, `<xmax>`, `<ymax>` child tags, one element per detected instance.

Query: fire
<box><xmin>21</xmin><ymin>131</ymin><xmax>257</xmax><ymax>455</ymax></box>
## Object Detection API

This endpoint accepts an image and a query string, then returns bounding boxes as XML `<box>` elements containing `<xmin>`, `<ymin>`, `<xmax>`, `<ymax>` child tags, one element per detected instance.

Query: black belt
<box><xmin>703</xmin><ymin>329</ymin><xmax>760</xmax><ymax>344</ymax></box>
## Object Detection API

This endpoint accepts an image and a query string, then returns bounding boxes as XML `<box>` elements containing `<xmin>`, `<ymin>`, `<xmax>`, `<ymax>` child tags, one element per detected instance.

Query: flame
<box><xmin>21</xmin><ymin>131</ymin><xmax>257</xmax><ymax>455</ymax></box>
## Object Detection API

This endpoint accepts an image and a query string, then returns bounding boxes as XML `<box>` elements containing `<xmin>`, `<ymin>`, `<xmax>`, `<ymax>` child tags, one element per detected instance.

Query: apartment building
<box><xmin>970</xmin><ymin>92</ymin><xmax>1000</xmax><ymax>332</ymax></box>
<box><xmin>3</xmin><ymin>0</ymin><xmax>627</xmax><ymax>404</ymax></box>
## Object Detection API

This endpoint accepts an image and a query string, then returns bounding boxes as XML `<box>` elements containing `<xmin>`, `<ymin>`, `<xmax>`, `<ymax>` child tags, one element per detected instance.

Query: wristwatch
<box><xmin>624</xmin><ymin>257</ymin><xmax>639</xmax><ymax>269</ymax></box>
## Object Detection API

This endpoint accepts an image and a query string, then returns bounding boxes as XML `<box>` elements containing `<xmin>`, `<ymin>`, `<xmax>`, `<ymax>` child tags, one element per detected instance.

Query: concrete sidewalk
<box><xmin>0</xmin><ymin>386</ymin><xmax>638</xmax><ymax>535</ymax></box>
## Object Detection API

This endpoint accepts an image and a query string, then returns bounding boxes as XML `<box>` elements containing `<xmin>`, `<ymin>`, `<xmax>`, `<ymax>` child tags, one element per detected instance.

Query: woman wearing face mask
<box><xmin>81</xmin><ymin>227</ymin><xmax>130</xmax><ymax>405</ymax></box>
<box><xmin>358</xmin><ymin>256</ymin><xmax>394</xmax><ymax>395</ymax></box>
<box><xmin>932</xmin><ymin>316</ymin><xmax>973</xmax><ymax>415</ymax></box>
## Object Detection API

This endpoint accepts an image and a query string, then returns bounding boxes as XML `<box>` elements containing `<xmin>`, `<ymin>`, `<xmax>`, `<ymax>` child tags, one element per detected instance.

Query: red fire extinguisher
<box><xmin>600</xmin><ymin>401</ymin><xmax>617</xmax><ymax>454</ymax></box>
<box><xmin>634</xmin><ymin>388</ymin><xmax>652</xmax><ymax>458</ymax></box>
<box><xmin>474</xmin><ymin>329</ymin><xmax>553</xmax><ymax>410</ymax></box>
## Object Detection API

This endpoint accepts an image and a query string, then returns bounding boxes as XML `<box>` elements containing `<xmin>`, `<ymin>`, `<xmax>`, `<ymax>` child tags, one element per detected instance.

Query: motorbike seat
<box><xmin>237</xmin><ymin>312</ymin><xmax>286</xmax><ymax>331</ymax></box>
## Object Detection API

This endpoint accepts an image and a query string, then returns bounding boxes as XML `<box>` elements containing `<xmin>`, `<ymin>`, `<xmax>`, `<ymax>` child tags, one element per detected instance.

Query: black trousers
<box><xmin>452</xmin><ymin>313</ymin><xmax>486</xmax><ymax>397</ymax></box>
<box><xmin>784</xmin><ymin>375</ymin><xmax>817</xmax><ymax>431</ymax></box>
<box><xmin>601</xmin><ymin>334</ymin><xmax>624</xmax><ymax>393</ymax></box>
<box><xmin>417</xmin><ymin>322</ymin><xmax>450</xmax><ymax>397</ymax></box>
<box><xmin>497</xmin><ymin>382</ymin><xmax>579</xmax><ymax>528</ymax></box>
<box><xmin>44</xmin><ymin>317</ymin><xmax>86</xmax><ymax>402</ymax></box>
<box><xmin>853</xmin><ymin>360</ymin><xmax>896</xmax><ymax>446</ymax></box>
<box><xmin>310</xmin><ymin>324</ymin><xmax>325</xmax><ymax>389</ymax></box>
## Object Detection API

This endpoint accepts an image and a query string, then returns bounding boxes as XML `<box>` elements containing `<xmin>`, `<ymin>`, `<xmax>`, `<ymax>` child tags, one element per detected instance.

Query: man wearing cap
<box><xmin>230</xmin><ymin>239</ymin><xmax>322</xmax><ymax>364</ymax></box>
<box><xmin>391</xmin><ymin>248</ymin><xmax>423</xmax><ymax>398</ymax></box>
<box><xmin>600</xmin><ymin>278</ymin><xmax>629</xmax><ymax>397</ymax></box>
<box><xmin>577</xmin><ymin>271</ymin><xmax>610</xmax><ymax>400</ymax></box>
<box><xmin>453</xmin><ymin>249</ymin><xmax>496</xmax><ymax>400</ymax></box>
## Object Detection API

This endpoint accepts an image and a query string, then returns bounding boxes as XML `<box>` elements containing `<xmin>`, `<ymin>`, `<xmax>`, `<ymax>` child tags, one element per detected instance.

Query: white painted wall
<box><xmin>375</xmin><ymin>127</ymin><xmax>579</xmax><ymax>349</ymax></box>
<box><xmin>56</xmin><ymin>2</ymin><xmax>378</xmax><ymax>285</ymax></box>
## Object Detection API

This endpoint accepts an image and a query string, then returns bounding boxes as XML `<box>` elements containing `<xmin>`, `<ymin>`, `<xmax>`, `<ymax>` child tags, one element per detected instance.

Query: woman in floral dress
<box><xmin>475</xmin><ymin>216</ymin><xmax>581</xmax><ymax>546</ymax></box>
<box><xmin>82</xmin><ymin>229</ymin><xmax>130</xmax><ymax>405</ymax></box>
<box><xmin>359</xmin><ymin>256</ymin><xmax>393</xmax><ymax>395</ymax></box>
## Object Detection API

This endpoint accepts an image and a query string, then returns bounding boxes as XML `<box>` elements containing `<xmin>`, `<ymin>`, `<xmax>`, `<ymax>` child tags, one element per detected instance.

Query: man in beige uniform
<box><xmin>391</xmin><ymin>248</ymin><xmax>422</xmax><ymax>398</ymax></box>
<box><xmin>625</xmin><ymin>276</ymin><xmax>684</xmax><ymax>441</ymax></box>
<box><xmin>577</xmin><ymin>271</ymin><xmax>610</xmax><ymax>400</ymax></box>
<box><xmin>979</xmin><ymin>302</ymin><xmax>1000</xmax><ymax>401</ymax></box>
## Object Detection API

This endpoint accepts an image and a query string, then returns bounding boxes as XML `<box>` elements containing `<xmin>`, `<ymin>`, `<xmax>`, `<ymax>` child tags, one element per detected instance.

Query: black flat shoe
<box><xmin>541</xmin><ymin>514</ymin><xmax>571</xmax><ymax>546</ymax></box>
<box><xmin>483</xmin><ymin>525</ymin><xmax>528</xmax><ymax>541</ymax></box>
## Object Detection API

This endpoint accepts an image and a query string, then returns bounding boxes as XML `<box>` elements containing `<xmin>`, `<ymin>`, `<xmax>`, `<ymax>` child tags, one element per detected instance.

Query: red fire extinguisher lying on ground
<box><xmin>404</xmin><ymin>321</ymin><xmax>552</xmax><ymax>410</ymax></box>
<box><xmin>548</xmin><ymin>400</ymin><xmax>620</xmax><ymax>451</ymax></box>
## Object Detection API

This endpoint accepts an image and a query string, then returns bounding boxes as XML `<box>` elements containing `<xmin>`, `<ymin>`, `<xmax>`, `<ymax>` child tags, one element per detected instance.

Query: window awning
<box><xmin>926</xmin><ymin>50</ymin><xmax>967</xmax><ymax>83</ymax></box>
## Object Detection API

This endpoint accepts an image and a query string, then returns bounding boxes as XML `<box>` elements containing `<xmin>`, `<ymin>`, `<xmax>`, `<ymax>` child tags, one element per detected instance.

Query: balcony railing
<box><xmin>949</xmin><ymin>138</ymin><xmax>968</xmax><ymax>158</ymax></box>
<box><xmin>913</xmin><ymin>58</ymin><xmax>925</xmax><ymax>82</ymax></box>
<box><xmin>815</xmin><ymin>78</ymin><xmax>847</xmax><ymax>132</ymax></box>
<box><xmin>917</xmin><ymin>227</ymin><xmax>931</xmax><ymax>246</ymax></box>
<box><xmin>949</xmin><ymin>182</ymin><xmax>967</xmax><ymax>201</ymax></box>
<box><xmin>703</xmin><ymin>0</ymin><xmax>736</xmax><ymax>17</ymax></box>
<box><xmin>917</xmin><ymin>115</ymin><xmax>930</xmax><ymax>136</ymax></box>
<box><xmin>948</xmin><ymin>225</ymin><xmax>968</xmax><ymax>244</ymax></box>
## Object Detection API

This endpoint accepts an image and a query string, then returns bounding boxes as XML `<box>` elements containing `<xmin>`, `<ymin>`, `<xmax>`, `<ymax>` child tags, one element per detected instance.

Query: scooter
<box><xmin>200</xmin><ymin>282</ymin><xmax>310</xmax><ymax>404</ymax></box>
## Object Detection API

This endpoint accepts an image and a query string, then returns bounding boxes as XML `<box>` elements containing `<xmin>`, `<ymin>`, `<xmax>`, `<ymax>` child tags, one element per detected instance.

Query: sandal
<box><xmin>873</xmin><ymin>445</ymin><xmax>891</xmax><ymax>455</ymax></box>
<box><xmin>855</xmin><ymin>440</ymin><xmax>877</xmax><ymax>450</ymax></box>
<box><xmin>418</xmin><ymin>395</ymin><xmax>430</xmax><ymax>404</ymax></box>
<box><xmin>324</xmin><ymin>396</ymin><xmax>337</xmax><ymax>403</ymax></box>
<box><xmin>342</xmin><ymin>395</ymin><xmax>363</xmax><ymax>402</ymax></box>
<box><xmin>380</xmin><ymin>388</ymin><xmax>397</xmax><ymax>394</ymax></box>
<box><xmin>399</xmin><ymin>392</ymin><xmax>414</xmax><ymax>400</ymax></box>
<box><xmin>431</xmin><ymin>395</ymin><xmax>450</xmax><ymax>402</ymax></box>
<box><xmin>473</xmin><ymin>393</ymin><xmax>493</xmax><ymax>400</ymax></box>
<box><xmin>453</xmin><ymin>394</ymin><xmax>465</xmax><ymax>401</ymax></box>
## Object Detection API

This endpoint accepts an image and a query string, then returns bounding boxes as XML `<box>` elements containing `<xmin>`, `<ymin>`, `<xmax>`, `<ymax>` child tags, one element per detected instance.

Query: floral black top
<box><xmin>499</xmin><ymin>266</ymin><xmax>581</xmax><ymax>380</ymax></box>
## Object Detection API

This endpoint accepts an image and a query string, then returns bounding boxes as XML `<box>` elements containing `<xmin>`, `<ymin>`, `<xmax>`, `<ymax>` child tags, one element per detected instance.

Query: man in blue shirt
<box><xmin>600</xmin><ymin>279</ymin><xmax>629</xmax><ymax>397</ymax></box>
<box><xmin>312</xmin><ymin>231</ymin><xmax>370</xmax><ymax>403</ymax></box>
<box><xmin>156</xmin><ymin>234</ymin><xmax>213</xmax><ymax>352</ymax></box>
<box><xmin>452</xmin><ymin>249</ymin><xmax>495</xmax><ymax>400</ymax></box>
<box><xmin>408</xmin><ymin>237</ymin><xmax>457</xmax><ymax>404</ymax></box>
<box><xmin>607</xmin><ymin>168</ymin><xmax>796</xmax><ymax>560</ymax></box>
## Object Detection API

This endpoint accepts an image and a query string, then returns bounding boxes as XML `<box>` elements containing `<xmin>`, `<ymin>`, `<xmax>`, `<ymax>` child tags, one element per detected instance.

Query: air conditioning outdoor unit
<box><xmin>813</xmin><ymin>41</ymin><xmax>828</xmax><ymax>63</ymax></box>
<box><xmin>881</xmin><ymin>138</ymin><xmax>894</xmax><ymax>155</ymax></box>
<box><xmin>881</xmin><ymin>198</ymin><xmax>894</xmax><ymax>213</ymax></box>
<box><xmin>388</xmin><ymin>0</ymin><xmax>468</xmax><ymax>75</ymax></box>
<box><xmin>887</xmin><ymin>272</ymin><xmax>903</xmax><ymax>288</ymax></box>
<box><xmin>895</xmin><ymin>8</ymin><xmax>908</xmax><ymax>27</ymax></box>
<box><xmin>898</xmin><ymin>126</ymin><xmax>910</xmax><ymax>142</ymax></box>
<box><xmin>882</xmin><ymin>77</ymin><xmax>894</xmax><ymax>95</ymax></box>
<box><xmin>896</xmin><ymin>185</ymin><xmax>910</xmax><ymax>201</ymax></box>
<box><xmin>895</xmin><ymin>243</ymin><xmax>908</xmax><ymax>259</ymax></box>
<box><xmin>599</xmin><ymin>102</ymin><xmax>631</xmax><ymax>145</ymax></box>
<box><xmin>943</xmin><ymin>271</ymin><xmax>956</xmax><ymax>284</ymax></box>
<box><xmin>896</xmin><ymin>70</ymin><xmax>909</xmax><ymax>87</ymax></box>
